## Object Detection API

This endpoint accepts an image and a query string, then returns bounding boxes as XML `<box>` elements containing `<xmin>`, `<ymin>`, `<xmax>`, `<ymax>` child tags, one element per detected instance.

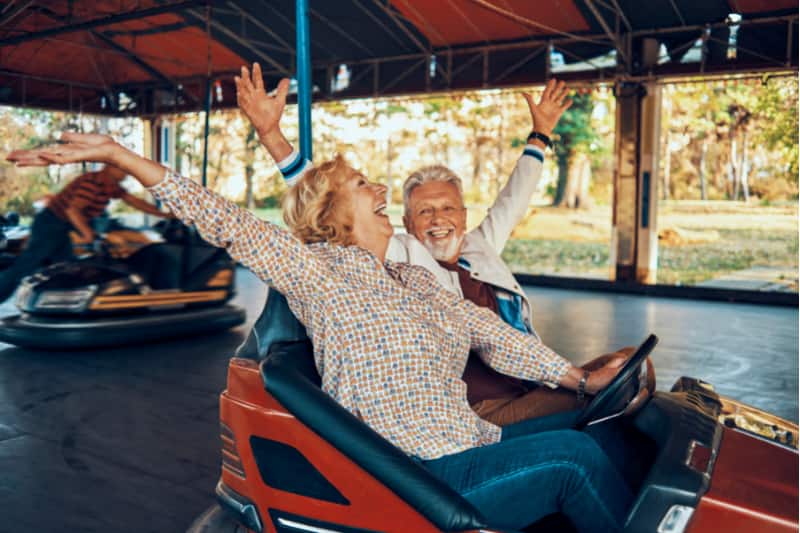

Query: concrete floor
<box><xmin>0</xmin><ymin>268</ymin><xmax>796</xmax><ymax>533</ymax></box>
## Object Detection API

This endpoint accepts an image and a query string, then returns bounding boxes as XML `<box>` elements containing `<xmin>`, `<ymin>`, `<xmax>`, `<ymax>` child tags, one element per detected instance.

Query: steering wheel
<box><xmin>574</xmin><ymin>334</ymin><xmax>659</xmax><ymax>429</ymax></box>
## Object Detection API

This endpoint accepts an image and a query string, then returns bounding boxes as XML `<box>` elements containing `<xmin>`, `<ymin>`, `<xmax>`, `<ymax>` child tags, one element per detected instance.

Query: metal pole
<box><xmin>296</xmin><ymin>0</ymin><xmax>312</xmax><ymax>160</ymax></box>
<box><xmin>201</xmin><ymin>78</ymin><xmax>212</xmax><ymax>187</ymax></box>
<box><xmin>201</xmin><ymin>2</ymin><xmax>212</xmax><ymax>187</ymax></box>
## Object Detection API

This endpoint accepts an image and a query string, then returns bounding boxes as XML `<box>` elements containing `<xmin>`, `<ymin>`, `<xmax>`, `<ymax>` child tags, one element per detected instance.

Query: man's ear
<box><xmin>402</xmin><ymin>213</ymin><xmax>412</xmax><ymax>233</ymax></box>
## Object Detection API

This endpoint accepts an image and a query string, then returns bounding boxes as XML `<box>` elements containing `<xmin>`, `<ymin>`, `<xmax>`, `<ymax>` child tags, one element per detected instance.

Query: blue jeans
<box><xmin>0</xmin><ymin>209</ymin><xmax>72</xmax><ymax>302</ymax></box>
<box><xmin>422</xmin><ymin>422</ymin><xmax>633</xmax><ymax>532</ymax></box>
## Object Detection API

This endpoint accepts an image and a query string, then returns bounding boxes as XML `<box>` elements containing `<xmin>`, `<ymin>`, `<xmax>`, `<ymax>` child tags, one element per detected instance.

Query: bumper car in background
<box><xmin>188</xmin><ymin>290</ymin><xmax>798</xmax><ymax>533</ymax></box>
<box><xmin>0</xmin><ymin>212</ymin><xmax>28</xmax><ymax>271</ymax></box>
<box><xmin>0</xmin><ymin>219</ymin><xmax>245</xmax><ymax>349</ymax></box>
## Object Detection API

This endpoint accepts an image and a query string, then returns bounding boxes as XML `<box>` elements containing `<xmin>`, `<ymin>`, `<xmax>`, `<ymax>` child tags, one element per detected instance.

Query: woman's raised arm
<box><xmin>7</xmin><ymin>133</ymin><xmax>327</xmax><ymax>303</ymax></box>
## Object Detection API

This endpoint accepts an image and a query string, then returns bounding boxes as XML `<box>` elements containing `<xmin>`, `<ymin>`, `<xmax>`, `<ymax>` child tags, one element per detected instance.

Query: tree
<box><xmin>551</xmin><ymin>93</ymin><xmax>596</xmax><ymax>207</ymax></box>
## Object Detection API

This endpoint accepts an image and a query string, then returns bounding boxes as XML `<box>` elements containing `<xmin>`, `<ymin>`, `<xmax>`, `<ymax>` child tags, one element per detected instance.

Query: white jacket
<box><xmin>278</xmin><ymin>144</ymin><xmax>545</xmax><ymax>336</ymax></box>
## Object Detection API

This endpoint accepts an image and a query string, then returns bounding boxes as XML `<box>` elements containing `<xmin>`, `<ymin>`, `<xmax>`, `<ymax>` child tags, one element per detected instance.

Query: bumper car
<box><xmin>0</xmin><ymin>220</ymin><xmax>245</xmax><ymax>349</ymax></box>
<box><xmin>188</xmin><ymin>289</ymin><xmax>798</xmax><ymax>533</ymax></box>
<box><xmin>0</xmin><ymin>212</ymin><xmax>28</xmax><ymax>271</ymax></box>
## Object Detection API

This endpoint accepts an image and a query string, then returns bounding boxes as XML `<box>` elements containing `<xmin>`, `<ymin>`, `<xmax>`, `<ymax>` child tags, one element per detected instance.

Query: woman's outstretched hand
<box><xmin>7</xmin><ymin>132</ymin><xmax>167</xmax><ymax>188</ymax></box>
<box><xmin>7</xmin><ymin>132</ymin><xmax>119</xmax><ymax>167</ymax></box>
<box><xmin>235</xmin><ymin>62</ymin><xmax>290</xmax><ymax>139</ymax></box>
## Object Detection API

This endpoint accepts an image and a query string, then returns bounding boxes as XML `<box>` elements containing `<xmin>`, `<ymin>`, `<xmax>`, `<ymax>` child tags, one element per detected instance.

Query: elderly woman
<box><xmin>8</xmin><ymin>133</ymin><xmax>632</xmax><ymax>532</ymax></box>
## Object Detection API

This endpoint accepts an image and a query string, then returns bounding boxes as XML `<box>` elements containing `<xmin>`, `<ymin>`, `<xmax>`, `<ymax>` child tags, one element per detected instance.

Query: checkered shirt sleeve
<box><xmin>147</xmin><ymin>169</ymin><xmax>326</xmax><ymax>304</ymax></box>
<box><xmin>396</xmin><ymin>262</ymin><xmax>572</xmax><ymax>387</ymax></box>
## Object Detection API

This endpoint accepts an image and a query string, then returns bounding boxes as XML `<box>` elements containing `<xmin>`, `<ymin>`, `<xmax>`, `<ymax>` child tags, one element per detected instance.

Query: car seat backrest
<box><xmin>257</xmin><ymin>300</ymin><xmax>489</xmax><ymax>532</ymax></box>
<box><xmin>235</xmin><ymin>289</ymin><xmax>309</xmax><ymax>360</ymax></box>
<box><xmin>236</xmin><ymin>289</ymin><xmax>488</xmax><ymax>531</ymax></box>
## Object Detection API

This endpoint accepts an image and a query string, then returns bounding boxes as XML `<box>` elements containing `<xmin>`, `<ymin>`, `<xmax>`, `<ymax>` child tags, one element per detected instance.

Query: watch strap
<box><xmin>527</xmin><ymin>130</ymin><xmax>553</xmax><ymax>149</ymax></box>
<box><xmin>577</xmin><ymin>369</ymin><xmax>590</xmax><ymax>403</ymax></box>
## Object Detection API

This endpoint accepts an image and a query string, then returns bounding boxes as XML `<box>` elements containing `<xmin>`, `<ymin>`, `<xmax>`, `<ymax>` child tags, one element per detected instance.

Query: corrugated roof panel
<box><xmin>732</xmin><ymin>0</ymin><xmax>798</xmax><ymax>13</ymax></box>
<box><xmin>388</xmin><ymin>0</ymin><xmax>591</xmax><ymax>47</ymax></box>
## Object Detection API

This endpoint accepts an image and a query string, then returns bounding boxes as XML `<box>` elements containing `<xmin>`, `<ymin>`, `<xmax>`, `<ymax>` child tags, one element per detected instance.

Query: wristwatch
<box><xmin>527</xmin><ymin>130</ymin><xmax>553</xmax><ymax>149</ymax></box>
<box><xmin>577</xmin><ymin>370</ymin><xmax>590</xmax><ymax>403</ymax></box>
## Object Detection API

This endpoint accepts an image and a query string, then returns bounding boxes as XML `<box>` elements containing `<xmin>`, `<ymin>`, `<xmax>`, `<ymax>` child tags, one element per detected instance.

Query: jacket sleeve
<box><xmin>277</xmin><ymin>147</ymin><xmax>313</xmax><ymax>187</ymax></box>
<box><xmin>474</xmin><ymin>145</ymin><xmax>545</xmax><ymax>253</ymax></box>
<box><xmin>148</xmin><ymin>169</ymin><xmax>327</xmax><ymax>303</ymax></box>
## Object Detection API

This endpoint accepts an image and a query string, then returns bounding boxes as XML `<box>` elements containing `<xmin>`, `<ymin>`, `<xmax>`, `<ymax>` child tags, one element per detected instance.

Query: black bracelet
<box><xmin>527</xmin><ymin>130</ymin><xmax>553</xmax><ymax>149</ymax></box>
<box><xmin>577</xmin><ymin>369</ymin><xmax>590</xmax><ymax>403</ymax></box>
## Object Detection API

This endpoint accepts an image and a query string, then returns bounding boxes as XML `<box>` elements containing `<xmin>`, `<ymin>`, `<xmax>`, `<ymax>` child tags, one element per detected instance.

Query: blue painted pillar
<box><xmin>201</xmin><ymin>78</ymin><xmax>213</xmax><ymax>187</ymax></box>
<box><xmin>296</xmin><ymin>0</ymin><xmax>312</xmax><ymax>160</ymax></box>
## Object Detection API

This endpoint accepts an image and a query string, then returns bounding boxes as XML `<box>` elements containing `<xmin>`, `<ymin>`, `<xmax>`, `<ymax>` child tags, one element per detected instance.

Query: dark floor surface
<box><xmin>0</xmin><ymin>268</ymin><xmax>796</xmax><ymax>533</ymax></box>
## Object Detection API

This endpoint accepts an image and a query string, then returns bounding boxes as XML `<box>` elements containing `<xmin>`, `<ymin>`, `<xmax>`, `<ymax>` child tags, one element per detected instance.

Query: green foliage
<box><xmin>753</xmin><ymin>77</ymin><xmax>798</xmax><ymax>179</ymax></box>
<box><xmin>552</xmin><ymin>93</ymin><xmax>597</xmax><ymax>161</ymax></box>
<box><xmin>662</xmin><ymin>76</ymin><xmax>799</xmax><ymax>201</ymax></box>
<box><xmin>256</xmin><ymin>195</ymin><xmax>281</xmax><ymax>209</ymax></box>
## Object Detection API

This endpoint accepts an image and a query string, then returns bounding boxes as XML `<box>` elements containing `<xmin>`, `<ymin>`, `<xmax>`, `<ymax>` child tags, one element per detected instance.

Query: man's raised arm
<box><xmin>475</xmin><ymin>79</ymin><xmax>574</xmax><ymax>253</ymax></box>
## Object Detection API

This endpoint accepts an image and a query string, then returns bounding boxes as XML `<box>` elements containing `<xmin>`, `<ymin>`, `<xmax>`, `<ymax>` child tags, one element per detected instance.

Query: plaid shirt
<box><xmin>149</xmin><ymin>171</ymin><xmax>571</xmax><ymax>460</ymax></box>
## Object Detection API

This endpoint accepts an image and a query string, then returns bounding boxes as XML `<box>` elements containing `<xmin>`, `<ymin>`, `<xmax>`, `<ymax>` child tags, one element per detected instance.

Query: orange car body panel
<box><xmin>219</xmin><ymin>358</ymin><xmax>442</xmax><ymax>533</ymax></box>
<box><xmin>688</xmin><ymin>427</ymin><xmax>799</xmax><ymax>533</ymax></box>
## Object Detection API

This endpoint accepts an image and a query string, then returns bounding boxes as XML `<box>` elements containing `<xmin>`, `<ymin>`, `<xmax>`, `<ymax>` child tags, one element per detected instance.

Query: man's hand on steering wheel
<box><xmin>586</xmin><ymin>357</ymin><xmax>626</xmax><ymax>394</ymax></box>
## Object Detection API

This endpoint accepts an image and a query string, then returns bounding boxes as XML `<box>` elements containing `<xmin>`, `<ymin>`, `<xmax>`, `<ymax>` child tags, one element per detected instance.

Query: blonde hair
<box><xmin>282</xmin><ymin>154</ymin><xmax>355</xmax><ymax>246</ymax></box>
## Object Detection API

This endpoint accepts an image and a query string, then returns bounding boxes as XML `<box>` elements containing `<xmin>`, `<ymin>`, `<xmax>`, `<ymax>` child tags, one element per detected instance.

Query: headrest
<box><xmin>235</xmin><ymin>289</ymin><xmax>309</xmax><ymax>360</ymax></box>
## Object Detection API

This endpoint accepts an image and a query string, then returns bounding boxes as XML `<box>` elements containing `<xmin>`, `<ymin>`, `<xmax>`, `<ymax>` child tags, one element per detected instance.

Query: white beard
<box><xmin>422</xmin><ymin>231</ymin><xmax>465</xmax><ymax>262</ymax></box>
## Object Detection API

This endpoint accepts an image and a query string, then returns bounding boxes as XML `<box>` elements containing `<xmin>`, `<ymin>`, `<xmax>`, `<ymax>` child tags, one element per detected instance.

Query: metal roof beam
<box><xmin>183</xmin><ymin>8</ymin><xmax>292</xmax><ymax>77</ymax></box>
<box><xmin>0</xmin><ymin>1</ymin><xmax>206</xmax><ymax>47</ymax></box>
<box><xmin>350</xmin><ymin>0</ymin><xmax>411</xmax><ymax>52</ymax></box>
<box><xmin>370</xmin><ymin>0</ymin><xmax>431</xmax><ymax>54</ymax></box>
<box><xmin>584</xmin><ymin>0</ymin><xmax>627</xmax><ymax>66</ymax></box>
<box><xmin>667</xmin><ymin>0</ymin><xmax>687</xmax><ymax>27</ymax></box>
<box><xmin>91</xmin><ymin>31</ymin><xmax>200</xmax><ymax>106</ymax></box>
<box><xmin>630</xmin><ymin>13</ymin><xmax>797</xmax><ymax>37</ymax></box>
<box><xmin>465</xmin><ymin>0</ymin><xmax>608</xmax><ymax>45</ymax></box>
<box><xmin>0</xmin><ymin>0</ymin><xmax>34</xmax><ymax>29</ymax></box>
<box><xmin>605</xmin><ymin>0</ymin><xmax>632</xmax><ymax>32</ymax></box>
<box><xmin>224</xmin><ymin>2</ymin><xmax>294</xmax><ymax>55</ymax></box>
<box><xmin>30</xmin><ymin>5</ymin><xmax>200</xmax><ymax>106</ymax></box>
<box><xmin>395</xmin><ymin>0</ymin><xmax>450</xmax><ymax>52</ymax></box>
<box><xmin>0</xmin><ymin>68</ymin><xmax>105</xmax><ymax>90</ymax></box>
<box><xmin>309</xmin><ymin>6</ymin><xmax>375</xmax><ymax>57</ymax></box>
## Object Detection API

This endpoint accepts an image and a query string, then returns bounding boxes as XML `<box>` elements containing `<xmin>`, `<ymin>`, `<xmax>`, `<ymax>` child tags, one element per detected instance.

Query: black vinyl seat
<box><xmin>236</xmin><ymin>289</ymin><xmax>492</xmax><ymax>532</ymax></box>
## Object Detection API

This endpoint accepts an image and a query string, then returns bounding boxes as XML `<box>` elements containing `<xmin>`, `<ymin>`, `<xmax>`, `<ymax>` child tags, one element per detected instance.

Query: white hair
<box><xmin>402</xmin><ymin>165</ymin><xmax>463</xmax><ymax>215</ymax></box>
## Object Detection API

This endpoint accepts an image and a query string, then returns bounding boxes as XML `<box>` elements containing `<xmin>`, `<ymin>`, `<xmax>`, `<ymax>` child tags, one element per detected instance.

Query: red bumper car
<box><xmin>189</xmin><ymin>290</ymin><xmax>798</xmax><ymax>533</ymax></box>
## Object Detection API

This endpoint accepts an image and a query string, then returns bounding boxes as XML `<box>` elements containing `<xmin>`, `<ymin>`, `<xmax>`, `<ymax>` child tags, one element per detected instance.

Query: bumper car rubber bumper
<box><xmin>0</xmin><ymin>304</ymin><xmax>246</xmax><ymax>350</ymax></box>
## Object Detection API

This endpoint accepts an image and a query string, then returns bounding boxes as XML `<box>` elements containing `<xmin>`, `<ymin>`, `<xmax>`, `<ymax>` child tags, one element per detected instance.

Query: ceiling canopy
<box><xmin>0</xmin><ymin>0</ymin><xmax>796</xmax><ymax>115</ymax></box>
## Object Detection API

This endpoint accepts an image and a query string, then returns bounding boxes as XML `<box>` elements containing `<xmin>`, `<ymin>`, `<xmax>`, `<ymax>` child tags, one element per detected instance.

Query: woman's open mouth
<box><xmin>373</xmin><ymin>203</ymin><xmax>388</xmax><ymax>217</ymax></box>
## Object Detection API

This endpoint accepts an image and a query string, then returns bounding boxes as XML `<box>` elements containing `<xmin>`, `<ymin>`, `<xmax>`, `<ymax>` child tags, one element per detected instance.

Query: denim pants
<box><xmin>422</xmin><ymin>415</ymin><xmax>633</xmax><ymax>532</ymax></box>
<box><xmin>0</xmin><ymin>209</ymin><xmax>72</xmax><ymax>302</ymax></box>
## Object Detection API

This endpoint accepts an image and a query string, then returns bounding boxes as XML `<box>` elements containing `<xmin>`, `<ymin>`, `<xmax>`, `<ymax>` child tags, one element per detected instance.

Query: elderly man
<box><xmin>236</xmin><ymin>64</ymin><xmax>647</xmax><ymax>426</ymax></box>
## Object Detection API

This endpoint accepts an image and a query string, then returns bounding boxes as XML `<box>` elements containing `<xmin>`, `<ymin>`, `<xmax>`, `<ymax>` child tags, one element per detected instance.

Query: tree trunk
<box><xmin>728</xmin><ymin>135</ymin><xmax>739</xmax><ymax>200</ymax></box>
<box><xmin>661</xmin><ymin>96</ymin><xmax>672</xmax><ymax>201</ymax></box>
<box><xmin>739</xmin><ymin>128</ymin><xmax>750</xmax><ymax>202</ymax></box>
<box><xmin>699</xmin><ymin>137</ymin><xmax>708</xmax><ymax>200</ymax></box>
<box><xmin>662</xmin><ymin>128</ymin><xmax>672</xmax><ymax>200</ymax></box>
<box><xmin>552</xmin><ymin>154</ymin><xmax>569</xmax><ymax>206</ymax></box>
<box><xmin>386</xmin><ymin>137</ymin><xmax>393</xmax><ymax>204</ymax></box>
<box><xmin>560</xmin><ymin>153</ymin><xmax>593</xmax><ymax>208</ymax></box>
<box><xmin>472</xmin><ymin>135</ymin><xmax>483</xmax><ymax>194</ymax></box>
<box><xmin>244</xmin><ymin>127</ymin><xmax>257</xmax><ymax>209</ymax></box>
